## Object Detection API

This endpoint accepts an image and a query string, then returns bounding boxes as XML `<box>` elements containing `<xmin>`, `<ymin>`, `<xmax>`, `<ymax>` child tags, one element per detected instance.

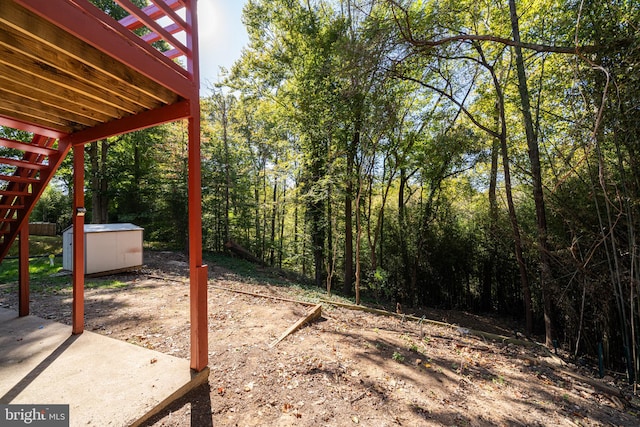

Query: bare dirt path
<box><xmin>1</xmin><ymin>251</ymin><xmax>638</xmax><ymax>426</ymax></box>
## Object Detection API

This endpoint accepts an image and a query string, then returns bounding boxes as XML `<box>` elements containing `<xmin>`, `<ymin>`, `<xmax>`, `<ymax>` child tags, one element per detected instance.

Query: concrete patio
<box><xmin>0</xmin><ymin>307</ymin><xmax>209</xmax><ymax>426</ymax></box>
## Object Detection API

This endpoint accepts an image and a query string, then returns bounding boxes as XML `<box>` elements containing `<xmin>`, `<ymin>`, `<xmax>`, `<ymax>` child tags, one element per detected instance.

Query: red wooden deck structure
<box><xmin>0</xmin><ymin>0</ymin><xmax>208</xmax><ymax>371</ymax></box>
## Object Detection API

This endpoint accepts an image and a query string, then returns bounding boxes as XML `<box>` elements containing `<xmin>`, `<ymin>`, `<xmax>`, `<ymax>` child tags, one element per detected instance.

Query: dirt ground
<box><xmin>2</xmin><ymin>251</ymin><xmax>640</xmax><ymax>426</ymax></box>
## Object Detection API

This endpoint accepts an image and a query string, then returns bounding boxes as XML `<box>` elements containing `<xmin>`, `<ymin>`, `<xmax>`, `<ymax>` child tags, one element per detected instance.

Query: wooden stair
<box><xmin>0</xmin><ymin>134</ymin><xmax>69</xmax><ymax>261</ymax></box>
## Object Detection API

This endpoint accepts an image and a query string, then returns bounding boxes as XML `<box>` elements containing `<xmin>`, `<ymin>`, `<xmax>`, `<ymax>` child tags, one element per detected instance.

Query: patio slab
<box><xmin>0</xmin><ymin>307</ymin><xmax>208</xmax><ymax>426</ymax></box>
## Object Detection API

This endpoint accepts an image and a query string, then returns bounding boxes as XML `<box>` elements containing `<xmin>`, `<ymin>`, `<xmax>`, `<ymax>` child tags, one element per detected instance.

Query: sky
<box><xmin>196</xmin><ymin>0</ymin><xmax>249</xmax><ymax>95</ymax></box>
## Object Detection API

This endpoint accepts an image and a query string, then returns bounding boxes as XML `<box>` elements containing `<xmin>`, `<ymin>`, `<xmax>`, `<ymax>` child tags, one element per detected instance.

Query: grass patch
<box><xmin>204</xmin><ymin>252</ymin><xmax>337</xmax><ymax>304</ymax></box>
<box><xmin>392</xmin><ymin>351</ymin><xmax>405</xmax><ymax>363</ymax></box>
<box><xmin>6</xmin><ymin>236</ymin><xmax>62</xmax><ymax>257</ymax></box>
<box><xmin>0</xmin><ymin>256</ymin><xmax>65</xmax><ymax>285</ymax></box>
<box><xmin>0</xmin><ymin>256</ymin><xmax>127</xmax><ymax>294</ymax></box>
<box><xmin>204</xmin><ymin>252</ymin><xmax>294</xmax><ymax>287</ymax></box>
<box><xmin>86</xmin><ymin>279</ymin><xmax>129</xmax><ymax>290</ymax></box>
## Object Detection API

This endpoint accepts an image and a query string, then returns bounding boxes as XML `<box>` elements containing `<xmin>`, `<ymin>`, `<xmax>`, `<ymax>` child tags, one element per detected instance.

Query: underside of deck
<box><xmin>0</xmin><ymin>0</ymin><xmax>209</xmax><ymax>374</ymax></box>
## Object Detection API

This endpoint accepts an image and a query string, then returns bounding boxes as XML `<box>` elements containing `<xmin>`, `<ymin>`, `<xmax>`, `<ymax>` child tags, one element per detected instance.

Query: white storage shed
<box><xmin>62</xmin><ymin>223</ymin><xmax>144</xmax><ymax>274</ymax></box>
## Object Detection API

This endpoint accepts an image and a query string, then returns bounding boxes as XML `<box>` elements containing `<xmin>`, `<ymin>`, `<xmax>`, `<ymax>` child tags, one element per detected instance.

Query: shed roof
<box><xmin>63</xmin><ymin>223</ymin><xmax>144</xmax><ymax>233</ymax></box>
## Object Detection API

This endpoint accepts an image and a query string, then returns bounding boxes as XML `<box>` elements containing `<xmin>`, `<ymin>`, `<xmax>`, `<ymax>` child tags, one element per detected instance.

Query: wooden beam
<box><xmin>116</xmin><ymin>0</ymin><xmax>188</xmax><ymax>56</ymax></box>
<box><xmin>62</xmin><ymin>101</ymin><xmax>191</xmax><ymax>146</ymax></box>
<box><xmin>0</xmin><ymin>88</ymin><xmax>101</xmax><ymax>129</ymax></box>
<box><xmin>72</xmin><ymin>144</ymin><xmax>85</xmax><ymax>335</ymax></box>
<box><xmin>0</xmin><ymin>114</ymin><xmax>68</xmax><ymax>139</ymax></box>
<box><xmin>270</xmin><ymin>304</ymin><xmax>322</xmax><ymax>348</ymax></box>
<box><xmin>120</xmin><ymin>0</ymin><xmax>183</xmax><ymax>30</ymax></box>
<box><xmin>0</xmin><ymin>157</ymin><xmax>47</xmax><ymax>171</ymax></box>
<box><xmin>18</xmin><ymin>224</ymin><xmax>29</xmax><ymax>317</ymax></box>
<box><xmin>210</xmin><ymin>285</ymin><xmax>318</xmax><ymax>307</ymax></box>
<box><xmin>0</xmin><ymin>46</ymin><xmax>145</xmax><ymax>116</ymax></box>
<box><xmin>190</xmin><ymin>264</ymin><xmax>208</xmax><ymax>371</ymax></box>
<box><xmin>0</xmin><ymin>69</ymin><xmax>127</xmax><ymax>122</ymax></box>
<box><xmin>0</xmin><ymin>102</ymin><xmax>74</xmax><ymax>134</ymax></box>
<box><xmin>0</xmin><ymin>174</ymin><xmax>39</xmax><ymax>185</ymax></box>
<box><xmin>0</xmin><ymin>137</ymin><xmax>57</xmax><ymax>156</ymax></box>
<box><xmin>187</xmin><ymin>105</ymin><xmax>208</xmax><ymax>371</ymax></box>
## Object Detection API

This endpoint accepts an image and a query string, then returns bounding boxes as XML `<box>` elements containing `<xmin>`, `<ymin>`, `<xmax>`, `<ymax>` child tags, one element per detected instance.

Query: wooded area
<box><xmin>6</xmin><ymin>0</ymin><xmax>639</xmax><ymax>383</ymax></box>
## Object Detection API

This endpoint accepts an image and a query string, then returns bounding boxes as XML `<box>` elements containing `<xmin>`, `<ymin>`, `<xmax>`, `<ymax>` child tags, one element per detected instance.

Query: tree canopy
<box><xmin>32</xmin><ymin>0</ymin><xmax>640</xmax><ymax>383</ymax></box>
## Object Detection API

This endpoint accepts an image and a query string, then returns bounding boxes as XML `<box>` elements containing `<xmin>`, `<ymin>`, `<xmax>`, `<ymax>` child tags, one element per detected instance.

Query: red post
<box><xmin>18</xmin><ymin>223</ymin><xmax>29</xmax><ymax>317</ymax></box>
<box><xmin>72</xmin><ymin>144</ymin><xmax>85</xmax><ymax>335</ymax></box>
<box><xmin>185</xmin><ymin>0</ymin><xmax>208</xmax><ymax>372</ymax></box>
<box><xmin>188</xmin><ymin>110</ymin><xmax>208</xmax><ymax>372</ymax></box>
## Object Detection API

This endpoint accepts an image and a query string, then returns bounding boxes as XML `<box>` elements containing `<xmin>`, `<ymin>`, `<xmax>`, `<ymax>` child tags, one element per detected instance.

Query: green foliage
<box><xmin>30</xmin><ymin>185</ymin><xmax>71</xmax><ymax>233</ymax></box>
<box><xmin>0</xmin><ymin>257</ymin><xmax>66</xmax><ymax>290</ymax></box>
<box><xmin>0</xmin><ymin>258</ymin><xmax>129</xmax><ymax>295</ymax></box>
<box><xmin>5</xmin><ymin>236</ymin><xmax>62</xmax><ymax>258</ymax></box>
<box><xmin>24</xmin><ymin>0</ymin><xmax>636</xmax><ymax>376</ymax></box>
<box><xmin>392</xmin><ymin>351</ymin><xmax>405</xmax><ymax>362</ymax></box>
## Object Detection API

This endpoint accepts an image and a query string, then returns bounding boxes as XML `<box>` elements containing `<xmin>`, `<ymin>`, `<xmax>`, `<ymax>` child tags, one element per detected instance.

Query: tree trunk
<box><xmin>308</xmin><ymin>138</ymin><xmax>326</xmax><ymax>288</ymax></box>
<box><xmin>355</xmin><ymin>174</ymin><xmax>363</xmax><ymax>305</ymax></box>
<box><xmin>500</xmin><ymin>122</ymin><xmax>534</xmax><ymax>336</ymax></box>
<box><xmin>398</xmin><ymin>167</ymin><xmax>410</xmax><ymax>303</ymax></box>
<box><xmin>482</xmin><ymin>126</ymin><xmax>499</xmax><ymax>312</ymax></box>
<box><xmin>100</xmin><ymin>141</ymin><xmax>108</xmax><ymax>222</ymax></box>
<box><xmin>270</xmin><ymin>159</ymin><xmax>278</xmax><ymax>266</ymax></box>
<box><xmin>327</xmin><ymin>181</ymin><xmax>334</xmax><ymax>291</ymax></box>
<box><xmin>344</xmin><ymin>130</ymin><xmax>357</xmax><ymax>295</ymax></box>
<box><xmin>89</xmin><ymin>142</ymin><xmax>99</xmax><ymax>222</ymax></box>
<box><xmin>222</xmin><ymin>98</ymin><xmax>231</xmax><ymax>245</ymax></box>
<box><xmin>509</xmin><ymin>0</ymin><xmax>553</xmax><ymax>346</ymax></box>
<box><xmin>279</xmin><ymin>186</ymin><xmax>286</xmax><ymax>268</ymax></box>
<box><xmin>89</xmin><ymin>140</ymin><xmax>109</xmax><ymax>224</ymax></box>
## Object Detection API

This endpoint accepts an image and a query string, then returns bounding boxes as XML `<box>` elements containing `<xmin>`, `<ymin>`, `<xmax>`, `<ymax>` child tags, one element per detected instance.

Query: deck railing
<box><xmin>117</xmin><ymin>0</ymin><xmax>191</xmax><ymax>65</ymax></box>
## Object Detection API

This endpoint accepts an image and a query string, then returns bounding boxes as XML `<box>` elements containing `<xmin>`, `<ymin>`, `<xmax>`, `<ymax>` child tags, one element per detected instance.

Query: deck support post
<box><xmin>72</xmin><ymin>144</ymin><xmax>85</xmax><ymax>335</ymax></box>
<box><xmin>185</xmin><ymin>0</ymin><xmax>208</xmax><ymax>372</ymax></box>
<box><xmin>18</xmin><ymin>223</ymin><xmax>29</xmax><ymax>316</ymax></box>
<box><xmin>188</xmin><ymin>108</ymin><xmax>208</xmax><ymax>372</ymax></box>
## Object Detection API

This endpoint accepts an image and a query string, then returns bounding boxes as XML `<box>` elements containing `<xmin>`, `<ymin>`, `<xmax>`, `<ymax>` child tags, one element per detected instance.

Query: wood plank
<box><xmin>0</xmin><ymin>88</ymin><xmax>102</xmax><ymax>129</ymax></box>
<box><xmin>210</xmin><ymin>285</ymin><xmax>319</xmax><ymax>306</ymax></box>
<box><xmin>0</xmin><ymin>96</ymin><xmax>78</xmax><ymax>130</ymax></box>
<box><xmin>0</xmin><ymin>105</ymin><xmax>72</xmax><ymax>134</ymax></box>
<box><xmin>0</xmin><ymin>114</ymin><xmax>68</xmax><ymax>140</ymax></box>
<box><xmin>269</xmin><ymin>304</ymin><xmax>322</xmax><ymax>348</ymax></box>
<box><xmin>0</xmin><ymin>175</ymin><xmax>38</xmax><ymax>184</ymax></box>
<box><xmin>63</xmin><ymin>101</ymin><xmax>191</xmax><ymax>146</ymax></box>
<box><xmin>0</xmin><ymin>45</ymin><xmax>143</xmax><ymax>116</ymax></box>
<box><xmin>0</xmin><ymin>138</ymin><xmax>56</xmax><ymax>156</ymax></box>
<box><xmin>18</xmin><ymin>225</ymin><xmax>29</xmax><ymax>316</ymax></box>
<box><xmin>2</xmin><ymin>1</ymin><xmax>183</xmax><ymax>103</ymax></box>
<box><xmin>120</xmin><ymin>0</ymin><xmax>183</xmax><ymax>30</ymax></box>
<box><xmin>0</xmin><ymin>22</ymin><xmax>174</xmax><ymax>111</ymax></box>
<box><xmin>0</xmin><ymin>66</ymin><xmax>123</xmax><ymax>122</ymax></box>
<box><xmin>0</xmin><ymin>188</ymin><xmax>31</xmax><ymax>196</ymax></box>
<box><xmin>0</xmin><ymin>157</ymin><xmax>48</xmax><ymax>171</ymax></box>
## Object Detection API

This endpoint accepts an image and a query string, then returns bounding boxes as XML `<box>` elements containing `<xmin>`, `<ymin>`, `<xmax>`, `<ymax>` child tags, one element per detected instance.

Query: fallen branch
<box><xmin>211</xmin><ymin>285</ymin><xmax>317</xmax><ymax>307</ymax></box>
<box><xmin>320</xmin><ymin>299</ymin><xmax>543</xmax><ymax>349</ymax></box>
<box><xmin>269</xmin><ymin>304</ymin><xmax>322</xmax><ymax>348</ymax></box>
<box><xmin>556</xmin><ymin>365</ymin><xmax>626</xmax><ymax>399</ymax></box>
<box><xmin>147</xmin><ymin>274</ymin><xmax>186</xmax><ymax>283</ymax></box>
<box><xmin>224</xmin><ymin>240</ymin><xmax>265</xmax><ymax>265</ymax></box>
